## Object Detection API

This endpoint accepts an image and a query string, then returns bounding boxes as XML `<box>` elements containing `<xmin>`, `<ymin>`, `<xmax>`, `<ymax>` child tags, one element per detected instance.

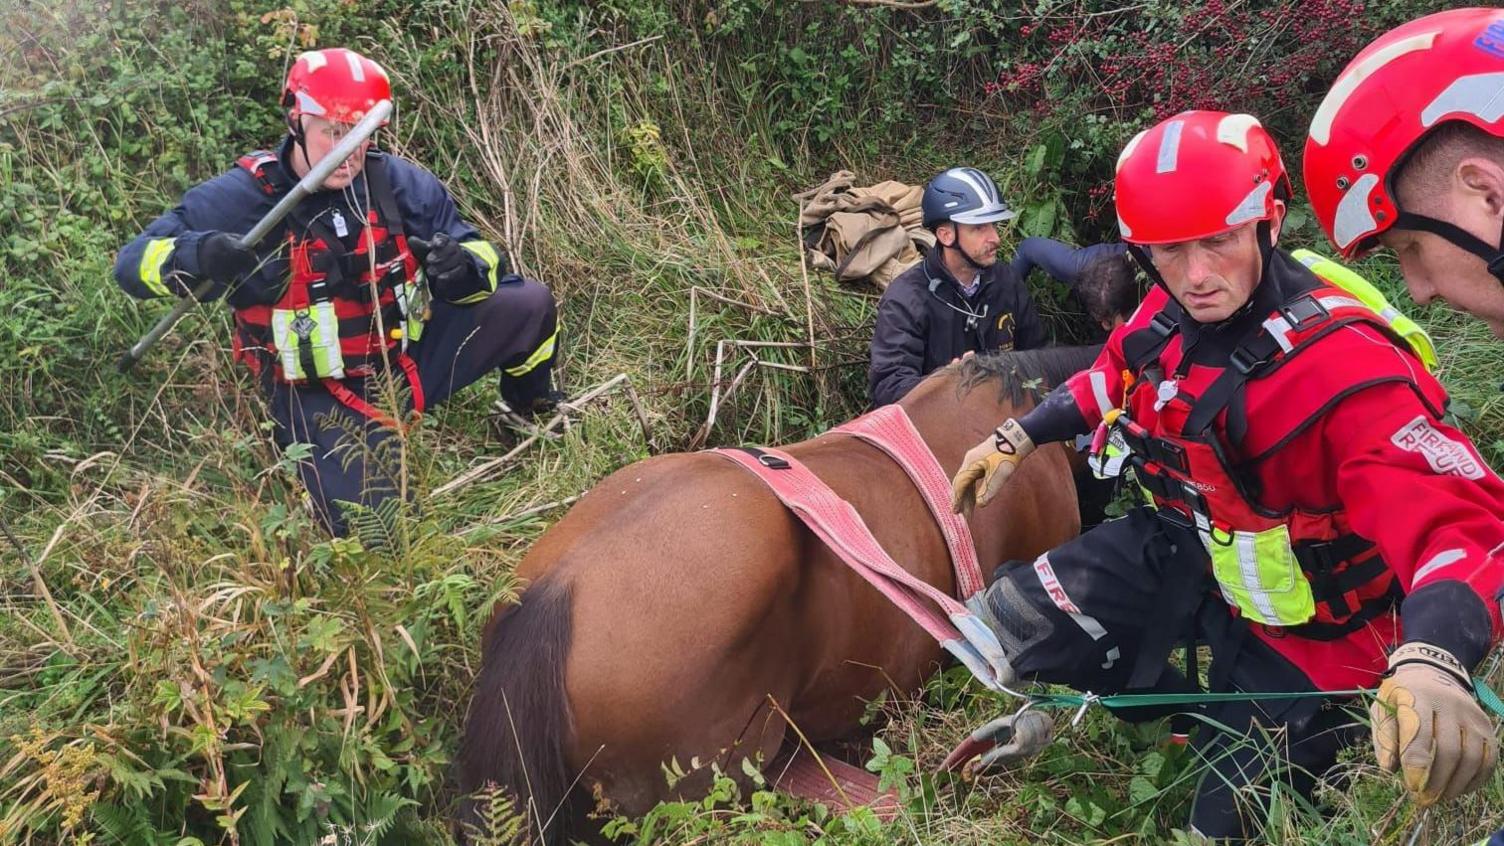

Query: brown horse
<box><xmin>460</xmin><ymin>346</ymin><xmax>1099</xmax><ymax>842</ymax></box>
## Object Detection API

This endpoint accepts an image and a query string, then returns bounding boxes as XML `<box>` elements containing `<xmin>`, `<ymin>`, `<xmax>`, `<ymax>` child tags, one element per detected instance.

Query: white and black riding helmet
<box><xmin>922</xmin><ymin>167</ymin><xmax>1015</xmax><ymax>231</ymax></box>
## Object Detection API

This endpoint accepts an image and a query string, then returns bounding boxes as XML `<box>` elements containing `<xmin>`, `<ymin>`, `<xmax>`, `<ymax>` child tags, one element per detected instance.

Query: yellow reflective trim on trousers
<box><xmin>505</xmin><ymin>330</ymin><xmax>557</xmax><ymax>377</ymax></box>
<box><xmin>460</xmin><ymin>240</ymin><xmax>501</xmax><ymax>293</ymax></box>
<box><xmin>138</xmin><ymin>238</ymin><xmax>177</xmax><ymax>298</ymax></box>
<box><xmin>1291</xmin><ymin>248</ymin><xmax>1439</xmax><ymax>371</ymax></box>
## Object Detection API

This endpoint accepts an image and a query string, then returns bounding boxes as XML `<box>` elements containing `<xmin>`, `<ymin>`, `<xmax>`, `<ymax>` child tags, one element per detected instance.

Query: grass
<box><xmin>2</xmin><ymin>1</ymin><xmax>1502</xmax><ymax>844</ymax></box>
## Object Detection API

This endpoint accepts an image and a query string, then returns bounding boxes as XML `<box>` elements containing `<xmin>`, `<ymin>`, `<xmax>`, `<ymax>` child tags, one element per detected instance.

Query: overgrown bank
<box><xmin>1</xmin><ymin>1</ymin><xmax>1498</xmax><ymax>844</ymax></box>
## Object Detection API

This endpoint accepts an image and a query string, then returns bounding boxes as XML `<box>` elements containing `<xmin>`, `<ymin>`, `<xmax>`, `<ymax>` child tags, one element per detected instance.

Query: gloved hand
<box><xmin>191</xmin><ymin>232</ymin><xmax>259</xmax><ymax>299</ymax></box>
<box><xmin>950</xmin><ymin>418</ymin><xmax>1035</xmax><ymax>516</ymax></box>
<box><xmin>409</xmin><ymin>232</ymin><xmax>481</xmax><ymax>300</ymax></box>
<box><xmin>1371</xmin><ymin>641</ymin><xmax>1498</xmax><ymax>805</ymax></box>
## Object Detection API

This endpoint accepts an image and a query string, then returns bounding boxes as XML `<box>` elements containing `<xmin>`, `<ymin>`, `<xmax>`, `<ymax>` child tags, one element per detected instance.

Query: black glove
<box><xmin>409</xmin><ymin>232</ymin><xmax>482</xmax><ymax>300</ymax></box>
<box><xmin>192</xmin><ymin>232</ymin><xmax>260</xmax><ymax>300</ymax></box>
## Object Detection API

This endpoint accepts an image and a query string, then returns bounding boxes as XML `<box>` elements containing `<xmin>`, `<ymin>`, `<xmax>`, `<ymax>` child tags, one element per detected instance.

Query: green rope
<box><xmin>1021</xmin><ymin>678</ymin><xmax>1504</xmax><ymax>720</ymax></box>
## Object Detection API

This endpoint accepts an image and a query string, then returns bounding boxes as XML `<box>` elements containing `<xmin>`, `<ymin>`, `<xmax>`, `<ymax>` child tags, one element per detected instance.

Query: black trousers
<box><xmin>265</xmin><ymin>275</ymin><xmax>558</xmax><ymax>536</ymax></box>
<box><xmin>983</xmin><ymin>507</ymin><xmax>1365</xmax><ymax>841</ymax></box>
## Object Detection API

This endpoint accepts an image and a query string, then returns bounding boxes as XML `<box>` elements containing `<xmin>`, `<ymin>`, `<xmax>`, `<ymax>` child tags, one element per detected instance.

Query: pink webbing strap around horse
<box><xmin>712</xmin><ymin>407</ymin><xmax>1012</xmax><ymax>691</ymax></box>
<box><xmin>831</xmin><ymin>405</ymin><xmax>987</xmax><ymax>599</ymax></box>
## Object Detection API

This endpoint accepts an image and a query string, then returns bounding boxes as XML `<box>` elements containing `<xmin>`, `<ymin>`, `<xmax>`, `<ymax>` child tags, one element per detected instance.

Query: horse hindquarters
<box><xmin>460</xmin><ymin>579</ymin><xmax>576</xmax><ymax>845</ymax></box>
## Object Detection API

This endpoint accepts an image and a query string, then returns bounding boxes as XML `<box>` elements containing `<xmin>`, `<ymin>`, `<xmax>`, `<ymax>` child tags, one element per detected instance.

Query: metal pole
<box><xmin>118</xmin><ymin>99</ymin><xmax>394</xmax><ymax>372</ymax></box>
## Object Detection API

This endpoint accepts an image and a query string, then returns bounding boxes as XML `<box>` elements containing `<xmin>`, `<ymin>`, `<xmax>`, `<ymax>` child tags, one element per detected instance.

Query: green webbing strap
<box><xmin>1475</xmin><ymin>677</ymin><xmax>1504</xmax><ymax>719</ymax></box>
<box><xmin>1021</xmin><ymin>678</ymin><xmax>1504</xmax><ymax>720</ymax></box>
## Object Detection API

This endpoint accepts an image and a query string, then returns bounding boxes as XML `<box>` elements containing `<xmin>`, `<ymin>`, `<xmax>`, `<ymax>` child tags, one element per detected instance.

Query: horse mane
<box><xmin>951</xmin><ymin>345</ymin><xmax>1104</xmax><ymax>406</ymax></box>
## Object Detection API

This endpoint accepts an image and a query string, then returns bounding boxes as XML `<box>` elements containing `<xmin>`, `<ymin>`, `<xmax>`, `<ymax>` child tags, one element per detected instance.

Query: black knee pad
<box><xmin>983</xmin><ymin>573</ymin><xmax>1056</xmax><ymax>659</ymax></box>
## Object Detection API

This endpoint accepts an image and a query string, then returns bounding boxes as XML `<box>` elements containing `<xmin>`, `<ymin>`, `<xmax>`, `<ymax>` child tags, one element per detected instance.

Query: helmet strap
<box><xmin>1126</xmin><ymin>243</ymin><xmax>1165</xmax><ymax>289</ymax></box>
<box><xmin>939</xmin><ymin>225</ymin><xmax>988</xmax><ymax>274</ymax></box>
<box><xmin>1256</xmin><ymin>219</ymin><xmax>1275</xmax><ymax>278</ymax></box>
<box><xmin>288</xmin><ymin>113</ymin><xmax>312</xmax><ymax>178</ymax></box>
<box><xmin>1395</xmin><ymin>211</ymin><xmax>1504</xmax><ymax>284</ymax></box>
<box><xmin>953</xmin><ymin>241</ymin><xmax>989</xmax><ymax>273</ymax></box>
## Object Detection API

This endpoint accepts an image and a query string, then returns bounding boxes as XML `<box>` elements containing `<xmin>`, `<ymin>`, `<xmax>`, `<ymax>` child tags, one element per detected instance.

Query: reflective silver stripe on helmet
<box><xmin>940</xmin><ymin>168</ymin><xmax>1014</xmax><ymax>224</ymax></box>
<box><xmin>1308</xmin><ymin>30</ymin><xmax>1438</xmax><ymax>146</ymax></box>
<box><xmin>948</xmin><ymin>168</ymin><xmax>993</xmax><ymax>206</ymax></box>
<box><xmin>1225</xmin><ymin>180</ymin><xmax>1273</xmax><ymax>227</ymax></box>
<box><xmin>1333</xmin><ymin>172</ymin><xmax>1381</xmax><ymax>250</ymax></box>
<box><xmin>343</xmin><ymin>48</ymin><xmax>366</xmax><ymax>81</ymax></box>
<box><xmin>1421</xmin><ymin>71</ymin><xmax>1504</xmax><ymax>128</ymax></box>
<box><xmin>295</xmin><ymin>90</ymin><xmax>327</xmax><ymax>117</ymax></box>
<box><xmin>1156</xmin><ymin>119</ymin><xmax>1185</xmax><ymax>174</ymax></box>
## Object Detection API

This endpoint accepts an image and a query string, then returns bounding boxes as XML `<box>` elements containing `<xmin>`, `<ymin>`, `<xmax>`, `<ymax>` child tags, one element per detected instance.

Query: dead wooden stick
<box><xmin>621</xmin><ymin>377</ymin><xmax>655</xmax><ymax>453</ymax></box>
<box><xmin>794</xmin><ymin>205</ymin><xmax>818</xmax><ymax>370</ymax></box>
<box><xmin>691</xmin><ymin>358</ymin><xmax>757</xmax><ymax>449</ymax></box>
<box><xmin>461</xmin><ymin>494</ymin><xmax>585</xmax><ymax>533</ymax></box>
<box><xmin>433</xmin><ymin>374</ymin><xmax>630</xmax><ymax>496</ymax></box>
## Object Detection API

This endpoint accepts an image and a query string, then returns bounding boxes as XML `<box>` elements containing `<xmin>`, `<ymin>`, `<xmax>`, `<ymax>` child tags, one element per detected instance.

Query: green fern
<box><xmin>462</xmin><ymin>784</ymin><xmax>527</xmax><ymax>846</ymax></box>
<box><xmin>90</xmin><ymin>801</ymin><xmax>166</xmax><ymax>846</ymax></box>
<box><xmin>361</xmin><ymin>790</ymin><xmax>417</xmax><ymax>840</ymax></box>
<box><xmin>238</xmin><ymin>726</ymin><xmax>299</xmax><ymax>846</ymax></box>
<box><xmin>341</xmin><ymin>495</ymin><xmax>411</xmax><ymax>554</ymax></box>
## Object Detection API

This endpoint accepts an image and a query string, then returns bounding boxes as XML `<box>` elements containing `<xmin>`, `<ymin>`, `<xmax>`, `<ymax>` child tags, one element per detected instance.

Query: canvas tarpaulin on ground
<box><xmin>797</xmin><ymin>170</ymin><xmax>934</xmax><ymax>291</ymax></box>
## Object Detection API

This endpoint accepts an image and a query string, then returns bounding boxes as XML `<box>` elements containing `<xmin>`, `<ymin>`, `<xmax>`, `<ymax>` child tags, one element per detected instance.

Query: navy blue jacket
<box><xmin>1010</xmin><ymin>237</ymin><xmax>1126</xmax><ymax>289</ymax></box>
<box><xmin>114</xmin><ymin>136</ymin><xmax>490</xmax><ymax>309</ymax></box>
<box><xmin>868</xmin><ymin>248</ymin><xmax>1045</xmax><ymax>407</ymax></box>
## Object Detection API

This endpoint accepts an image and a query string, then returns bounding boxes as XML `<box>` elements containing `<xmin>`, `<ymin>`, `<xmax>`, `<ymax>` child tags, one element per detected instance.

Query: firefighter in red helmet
<box><xmin>1305</xmin><ymin>7</ymin><xmax>1504</xmax><ymax>338</ymax></box>
<box><xmin>116</xmin><ymin>48</ymin><xmax>562</xmax><ymax>536</ymax></box>
<box><xmin>953</xmin><ymin>110</ymin><xmax>1504</xmax><ymax>840</ymax></box>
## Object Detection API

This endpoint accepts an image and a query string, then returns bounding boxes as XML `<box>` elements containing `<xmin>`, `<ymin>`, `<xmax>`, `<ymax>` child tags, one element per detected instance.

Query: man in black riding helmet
<box><xmin>868</xmin><ymin>167</ymin><xmax>1046</xmax><ymax>407</ymax></box>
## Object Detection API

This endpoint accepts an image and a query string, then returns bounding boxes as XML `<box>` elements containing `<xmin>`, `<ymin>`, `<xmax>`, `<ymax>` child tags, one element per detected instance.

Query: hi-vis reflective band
<box><xmin>1202</xmin><ymin>523</ymin><xmax>1317</xmax><ymax>627</ymax></box>
<box><xmin>457</xmin><ymin>240</ymin><xmax>503</xmax><ymax>304</ymax></box>
<box><xmin>270</xmin><ymin>303</ymin><xmax>344</xmax><ymax>381</ymax></box>
<box><xmin>138</xmin><ymin>238</ymin><xmax>177</xmax><ymax>298</ymax></box>
<box><xmin>396</xmin><ymin>279</ymin><xmax>427</xmax><ymax>345</ymax></box>
<box><xmin>1291</xmin><ymin>248</ymin><xmax>1438</xmax><ymax>371</ymax></box>
<box><xmin>505</xmin><ymin>330</ymin><xmax>557</xmax><ymax>378</ymax></box>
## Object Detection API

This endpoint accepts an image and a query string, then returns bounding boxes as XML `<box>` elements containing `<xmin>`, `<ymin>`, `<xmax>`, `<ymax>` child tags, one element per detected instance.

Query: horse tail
<box><xmin>460</xmin><ymin>578</ymin><xmax>576</xmax><ymax>845</ymax></box>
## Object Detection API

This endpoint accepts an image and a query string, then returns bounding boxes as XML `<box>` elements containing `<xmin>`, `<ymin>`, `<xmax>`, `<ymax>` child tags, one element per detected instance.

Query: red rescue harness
<box><xmin>1114</xmin><ymin>284</ymin><xmax>1428</xmax><ymax>640</ymax></box>
<box><xmin>231</xmin><ymin>150</ymin><xmax>424</xmax><ymax>427</ymax></box>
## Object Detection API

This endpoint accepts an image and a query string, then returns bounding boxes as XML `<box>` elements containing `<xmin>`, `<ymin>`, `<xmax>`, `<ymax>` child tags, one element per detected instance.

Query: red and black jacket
<box><xmin>1017</xmin><ymin>249</ymin><xmax>1504</xmax><ymax>690</ymax></box>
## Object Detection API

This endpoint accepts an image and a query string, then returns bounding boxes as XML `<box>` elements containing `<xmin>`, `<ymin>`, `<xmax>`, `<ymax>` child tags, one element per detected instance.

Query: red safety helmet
<box><xmin>1115</xmin><ymin>110</ymin><xmax>1291</xmax><ymax>246</ymax></box>
<box><xmin>1304</xmin><ymin>8</ymin><xmax>1504</xmax><ymax>259</ymax></box>
<box><xmin>281</xmin><ymin>48</ymin><xmax>392</xmax><ymax>126</ymax></box>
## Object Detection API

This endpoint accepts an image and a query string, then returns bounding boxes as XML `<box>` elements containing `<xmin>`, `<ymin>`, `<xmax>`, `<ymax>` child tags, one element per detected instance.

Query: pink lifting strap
<box><xmin>831</xmin><ymin>404</ymin><xmax>986</xmax><ymax>599</ymax></box>
<box><xmin>712</xmin><ymin>412</ymin><xmax>1010</xmax><ymax>690</ymax></box>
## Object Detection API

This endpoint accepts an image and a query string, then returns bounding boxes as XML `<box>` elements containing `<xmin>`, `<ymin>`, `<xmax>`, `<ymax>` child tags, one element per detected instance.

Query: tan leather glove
<box><xmin>1371</xmin><ymin>642</ymin><xmax>1499</xmax><ymax>805</ymax></box>
<box><xmin>950</xmin><ymin>418</ymin><xmax>1035</xmax><ymax>516</ymax></box>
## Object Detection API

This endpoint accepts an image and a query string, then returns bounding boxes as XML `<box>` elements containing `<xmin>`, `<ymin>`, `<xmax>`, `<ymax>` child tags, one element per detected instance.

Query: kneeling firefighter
<box><xmin>950</xmin><ymin>110</ymin><xmax>1504</xmax><ymax>841</ymax></box>
<box><xmin>115</xmin><ymin>48</ymin><xmax>562</xmax><ymax>536</ymax></box>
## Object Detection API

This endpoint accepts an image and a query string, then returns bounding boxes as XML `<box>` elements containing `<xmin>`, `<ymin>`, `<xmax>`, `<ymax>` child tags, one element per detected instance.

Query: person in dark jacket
<box><xmin>1011</xmin><ymin>237</ymin><xmax>1139</xmax><ymax>333</ymax></box>
<box><xmin>868</xmin><ymin>167</ymin><xmax>1046</xmax><ymax>407</ymax></box>
<box><xmin>114</xmin><ymin>48</ymin><xmax>560</xmax><ymax>536</ymax></box>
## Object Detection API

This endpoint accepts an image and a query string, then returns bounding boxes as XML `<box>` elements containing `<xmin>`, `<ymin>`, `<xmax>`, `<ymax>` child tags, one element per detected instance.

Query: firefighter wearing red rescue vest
<box><xmin>114</xmin><ymin>48</ymin><xmax>560</xmax><ymax>536</ymax></box>
<box><xmin>950</xmin><ymin>111</ymin><xmax>1504</xmax><ymax>841</ymax></box>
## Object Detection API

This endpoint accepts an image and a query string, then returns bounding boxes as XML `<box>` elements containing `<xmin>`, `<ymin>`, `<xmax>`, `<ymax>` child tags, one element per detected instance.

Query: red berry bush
<box><xmin>984</xmin><ymin>0</ymin><xmax>1448</xmax><ymax>229</ymax></box>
